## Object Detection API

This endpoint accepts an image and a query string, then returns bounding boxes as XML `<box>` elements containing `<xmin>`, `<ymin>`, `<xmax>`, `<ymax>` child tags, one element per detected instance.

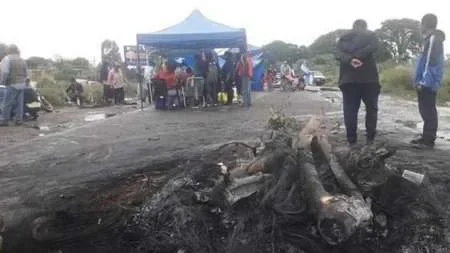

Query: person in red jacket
<box><xmin>155</xmin><ymin>62</ymin><xmax>177</xmax><ymax>89</ymax></box>
<box><xmin>237</xmin><ymin>52</ymin><xmax>253</xmax><ymax>107</ymax></box>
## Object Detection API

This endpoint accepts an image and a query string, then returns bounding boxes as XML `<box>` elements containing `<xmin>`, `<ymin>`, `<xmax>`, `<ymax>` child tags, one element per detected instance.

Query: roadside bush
<box><xmin>380</xmin><ymin>65</ymin><xmax>415</xmax><ymax>98</ymax></box>
<box><xmin>36</xmin><ymin>75</ymin><xmax>68</xmax><ymax>106</ymax></box>
<box><xmin>437</xmin><ymin>71</ymin><xmax>450</xmax><ymax>103</ymax></box>
<box><xmin>84</xmin><ymin>83</ymin><xmax>104</xmax><ymax>105</ymax></box>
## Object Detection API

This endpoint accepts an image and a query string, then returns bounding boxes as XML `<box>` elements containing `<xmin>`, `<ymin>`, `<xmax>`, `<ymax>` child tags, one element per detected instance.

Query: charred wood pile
<box><xmin>119</xmin><ymin>113</ymin><xmax>446</xmax><ymax>253</ymax></box>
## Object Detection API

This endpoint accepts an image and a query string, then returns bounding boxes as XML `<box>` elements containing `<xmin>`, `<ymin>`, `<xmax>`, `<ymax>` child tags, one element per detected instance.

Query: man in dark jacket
<box><xmin>66</xmin><ymin>77</ymin><xmax>84</xmax><ymax>106</ymax></box>
<box><xmin>411</xmin><ymin>14</ymin><xmax>446</xmax><ymax>149</ymax></box>
<box><xmin>221</xmin><ymin>52</ymin><xmax>235</xmax><ymax>105</ymax></box>
<box><xmin>336</xmin><ymin>19</ymin><xmax>380</xmax><ymax>146</ymax></box>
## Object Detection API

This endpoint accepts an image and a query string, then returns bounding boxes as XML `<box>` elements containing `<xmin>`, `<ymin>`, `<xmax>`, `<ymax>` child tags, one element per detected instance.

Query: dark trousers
<box><xmin>340</xmin><ymin>83</ymin><xmax>380</xmax><ymax>144</ymax></box>
<box><xmin>103</xmin><ymin>84</ymin><xmax>114</xmax><ymax>102</ymax></box>
<box><xmin>114</xmin><ymin>87</ymin><xmax>125</xmax><ymax>104</ymax></box>
<box><xmin>224</xmin><ymin>81</ymin><xmax>234</xmax><ymax>105</ymax></box>
<box><xmin>206</xmin><ymin>80</ymin><xmax>218</xmax><ymax>105</ymax></box>
<box><xmin>418</xmin><ymin>87</ymin><xmax>438</xmax><ymax>142</ymax></box>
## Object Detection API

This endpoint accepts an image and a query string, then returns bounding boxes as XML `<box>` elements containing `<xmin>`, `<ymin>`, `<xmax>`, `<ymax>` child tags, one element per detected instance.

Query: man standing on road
<box><xmin>237</xmin><ymin>52</ymin><xmax>253</xmax><ymax>107</ymax></box>
<box><xmin>411</xmin><ymin>14</ymin><xmax>446</xmax><ymax>149</ymax></box>
<box><xmin>336</xmin><ymin>20</ymin><xmax>380</xmax><ymax>146</ymax></box>
<box><xmin>0</xmin><ymin>45</ymin><xmax>28</xmax><ymax>126</ymax></box>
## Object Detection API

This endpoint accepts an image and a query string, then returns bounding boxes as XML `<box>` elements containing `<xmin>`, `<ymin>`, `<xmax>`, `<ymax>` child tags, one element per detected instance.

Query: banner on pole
<box><xmin>124</xmin><ymin>45</ymin><xmax>148</xmax><ymax>66</ymax></box>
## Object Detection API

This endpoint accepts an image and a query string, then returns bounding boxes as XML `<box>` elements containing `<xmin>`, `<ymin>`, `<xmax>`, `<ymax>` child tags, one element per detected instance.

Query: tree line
<box><xmin>262</xmin><ymin>18</ymin><xmax>425</xmax><ymax>65</ymax></box>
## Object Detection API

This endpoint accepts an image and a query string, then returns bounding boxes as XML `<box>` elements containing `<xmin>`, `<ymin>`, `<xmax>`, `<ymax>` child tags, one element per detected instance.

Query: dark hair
<box><xmin>421</xmin><ymin>13</ymin><xmax>438</xmax><ymax>29</ymax></box>
<box><xmin>7</xmin><ymin>44</ymin><xmax>20</xmax><ymax>55</ymax></box>
<box><xmin>353</xmin><ymin>19</ymin><xmax>368</xmax><ymax>31</ymax></box>
<box><xmin>186</xmin><ymin>67</ymin><xmax>192</xmax><ymax>74</ymax></box>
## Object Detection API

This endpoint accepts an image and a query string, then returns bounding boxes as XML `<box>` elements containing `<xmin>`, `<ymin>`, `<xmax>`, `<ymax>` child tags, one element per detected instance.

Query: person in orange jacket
<box><xmin>237</xmin><ymin>52</ymin><xmax>253</xmax><ymax>107</ymax></box>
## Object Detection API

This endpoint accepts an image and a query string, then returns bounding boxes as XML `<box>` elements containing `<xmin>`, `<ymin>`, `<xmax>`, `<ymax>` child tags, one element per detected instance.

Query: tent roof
<box><xmin>137</xmin><ymin>10</ymin><xmax>246</xmax><ymax>49</ymax></box>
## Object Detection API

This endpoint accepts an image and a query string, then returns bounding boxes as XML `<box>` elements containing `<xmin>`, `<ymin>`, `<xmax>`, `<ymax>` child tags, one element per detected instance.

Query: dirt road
<box><xmin>1</xmin><ymin>90</ymin><xmax>449</xmax><ymax>252</ymax></box>
<box><xmin>0</xmin><ymin>92</ymin><xmax>332</xmax><ymax>225</ymax></box>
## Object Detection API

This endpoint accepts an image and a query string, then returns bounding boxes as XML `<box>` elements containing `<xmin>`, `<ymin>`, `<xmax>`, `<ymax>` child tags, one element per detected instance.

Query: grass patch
<box><xmin>84</xmin><ymin>83</ymin><xmax>104</xmax><ymax>105</ymax></box>
<box><xmin>380</xmin><ymin>65</ymin><xmax>416</xmax><ymax>98</ymax></box>
<box><xmin>35</xmin><ymin>75</ymin><xmax>68</xmax><ymax>107</ymax></box>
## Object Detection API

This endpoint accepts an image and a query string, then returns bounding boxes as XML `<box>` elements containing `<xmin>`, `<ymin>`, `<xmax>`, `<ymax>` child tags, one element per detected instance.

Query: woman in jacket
<box><xmin>237</xmin><ymin>52</ymin><xmax>253</xmax><ymax>107</ymax></box>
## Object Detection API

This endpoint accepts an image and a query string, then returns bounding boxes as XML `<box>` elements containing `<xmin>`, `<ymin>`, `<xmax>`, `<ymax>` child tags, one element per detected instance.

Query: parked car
<box><xmin>311</xmin><ymin>71</ymin><xmax>326</xmax><ymax>86</ymax></box>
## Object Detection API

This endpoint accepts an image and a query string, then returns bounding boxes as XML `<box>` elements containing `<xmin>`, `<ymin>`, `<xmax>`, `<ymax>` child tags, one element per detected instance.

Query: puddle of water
<box><xmin>84</xmin><ymin>114</ymin><xmax>106</xmax><ymax>122</ymax></box>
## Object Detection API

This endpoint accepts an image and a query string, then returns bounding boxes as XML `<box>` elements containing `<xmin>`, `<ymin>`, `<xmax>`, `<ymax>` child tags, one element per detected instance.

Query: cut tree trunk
<box><xmin>311</xmin><ymin>135</ymin><xmax>362</xmax><ymax>198</ymax></box>
<box><xmin>298</xmin><ymin>152</ymin><xmax>373</xmax><ymax>245</ymax></box>
<box><xmin>294</xmin><ymin>117</ymin><xmax>373</xmax><ymax>245</ymax></box>
<box><xmin>229</xmin><ymin>150</ymin><xmax>288</xmax><ymax>178</ymax></box>
<box><xmin>292</xmin><ymin>115</ymin><xmax>324</xmax><ymax>150</ymax></box>
<box><xmin>333</xmin><ymin>145</ymin><xmax>395</xmax><ymax>192</ymax></box>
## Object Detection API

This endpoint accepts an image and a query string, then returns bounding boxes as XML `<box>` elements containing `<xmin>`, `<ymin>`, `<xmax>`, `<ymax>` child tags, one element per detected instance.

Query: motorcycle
<box><xmin>280</xmin><ymin>73</ymin><xmax>305</xmax><ymax>92</ymax></box>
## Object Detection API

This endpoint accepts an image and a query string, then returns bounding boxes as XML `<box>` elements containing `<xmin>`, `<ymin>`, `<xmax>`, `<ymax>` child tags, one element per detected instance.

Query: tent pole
<box><xmin>137</xmin><ymin>44</ymin><xmax>144</xmax><ymax>111</ymax></box>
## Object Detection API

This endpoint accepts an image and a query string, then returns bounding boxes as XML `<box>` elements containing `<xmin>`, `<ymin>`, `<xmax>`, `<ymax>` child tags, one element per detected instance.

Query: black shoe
<box><xmin>348</xmin><ymin>142</ymin><xmax>358</xmax><ymax>149</ymax></box>
<box><xmin>411</xmin><ymin>137</ymin><xmax>435</xmax><ymax>149</ymax></box>
<box><xmin>410</xmin><ymin>137</ymin><xmax>424</xmax><ymax>145</ymax></box>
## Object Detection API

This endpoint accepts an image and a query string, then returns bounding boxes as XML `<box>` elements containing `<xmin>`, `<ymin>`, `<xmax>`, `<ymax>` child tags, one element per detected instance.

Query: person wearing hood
<box><xmin>336</xmin><ymin>19</ymin><xmax>380</xmax><ymax>147</ymax></box>
<box><xmin>411</xmin><ymin>14</ymin><xmax>446</xmax><ymax>149</ymax></box>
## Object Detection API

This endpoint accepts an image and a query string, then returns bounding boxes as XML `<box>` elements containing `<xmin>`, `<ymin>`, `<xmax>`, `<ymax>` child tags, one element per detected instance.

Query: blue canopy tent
<box><xmin>136</xmin><ymin>10</ymin><xmax>247</xmax><ymax>50</ymax></box>
<box><xmin>135</xmin><ymin>10</ymin><xmax>249</xmax><ymax>109</ymax></box>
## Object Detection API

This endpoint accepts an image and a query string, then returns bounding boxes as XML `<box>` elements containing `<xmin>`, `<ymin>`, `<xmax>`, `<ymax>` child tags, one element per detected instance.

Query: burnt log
<box><xmin>293</xmin><ymin>117</ymin><xmax>373</xmax><ymax>245</ymax></box>
<box><xmin>311</xmin><ymin>135</ymin><xmax>362</xmax><ymax>198</ymax></box>
<box><xmin>292</xmin><ymin>116</ymin><xmax>324</xmax><ymax>150</ymax></box>
<box><xmin>229</xmin><ymin>150</ymin><xmax>288</xmax><ymax>178</ymax></box>
<box><xmin>333</xmin><ymin>145</ymin><xmax>395</xmax><ymax>192</ymax></box>
<box><xmin>298</xmin><ymin>152</ymin><xmax>372</xmax><ymax>245</ymax></box>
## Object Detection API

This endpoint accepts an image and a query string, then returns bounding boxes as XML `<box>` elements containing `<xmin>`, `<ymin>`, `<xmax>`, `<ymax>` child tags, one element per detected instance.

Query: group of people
<box><xmin>337</xmin><ymin>13</ymin><xmax>445</xmax><ymax>149</ymax></box>
<box><xmin>0</xmin><ymin>44</ymin><xmax>29</xmax><ymax>126</ymax></box>
<box><xmin>149</xmin><ymin>49</ymin><xmax>254</xmax><ymax>109</ymax></box>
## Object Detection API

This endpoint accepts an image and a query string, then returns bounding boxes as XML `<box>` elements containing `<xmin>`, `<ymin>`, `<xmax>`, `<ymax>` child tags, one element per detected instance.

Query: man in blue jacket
<box><xmin>412</xmin><ymin>14</ymin><xmax>446</xmax><ymax>149</ymax></box>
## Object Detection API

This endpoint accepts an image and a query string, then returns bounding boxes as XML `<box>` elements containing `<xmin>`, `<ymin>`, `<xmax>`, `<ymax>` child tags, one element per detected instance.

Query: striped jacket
<box><xmin>415</xmin><ymin>30</ymin><xmax>446</xmax><ymax>91</ymax></box>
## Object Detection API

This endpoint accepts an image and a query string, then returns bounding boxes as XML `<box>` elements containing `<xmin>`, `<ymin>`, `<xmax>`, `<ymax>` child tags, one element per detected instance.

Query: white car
<box><xmin>311</xmin><ymin>71</ymin><xmax>326</xmax><ymax>86</ymax></box>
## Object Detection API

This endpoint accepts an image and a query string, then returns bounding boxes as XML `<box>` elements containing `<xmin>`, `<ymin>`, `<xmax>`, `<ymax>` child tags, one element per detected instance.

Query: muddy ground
<box><xmin>0</xmin><ymin>91</ymin><xmax>449</xmax><ymax>253</ymax></box>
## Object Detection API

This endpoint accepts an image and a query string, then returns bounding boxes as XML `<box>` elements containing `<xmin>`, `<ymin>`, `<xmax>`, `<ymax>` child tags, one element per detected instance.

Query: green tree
<box><xmin>262</xmin><ymin>40</ymin><xmax>308</xmax><ymax>65</ymax></box>
<box><xmin>101</xmin><ymin>39</ymin><xmax>122</xmax><ymax>65</ymax></box>
<box><xmin>53</xmin><ymin>58</ymin><xmax>80</xmax><ymax>81</ymax></box>
<box><xmin>26</xmin><ymin>56</ymin><xmax>53</xmax><ymax>69</ymax></box>
<box><xmin>71</xmin><ymin>57</ymin><xmax>91</xmax><ymax>70</ymax></box>
<box><xmin>308</xmin><ymin>29</ymin><xmax>349</xmax><ymax>56</ymax></box>
<box><xmin>376</xmin><ymin>18</ymin><xmax>422</xmax><ymax>63</ymax></box>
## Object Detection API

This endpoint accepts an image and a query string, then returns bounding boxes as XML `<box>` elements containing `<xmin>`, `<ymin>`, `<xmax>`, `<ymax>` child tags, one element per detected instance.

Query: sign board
<box><xmin>124</xmin><ymin>45</ymin><xmax>148</xmax><ymax>66</ymax></box>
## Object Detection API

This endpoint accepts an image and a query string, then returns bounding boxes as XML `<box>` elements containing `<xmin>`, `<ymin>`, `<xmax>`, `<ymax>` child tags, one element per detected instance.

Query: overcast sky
<box><xmin>1</xmin><ymin>0</ymin><xmax>448</xmax><ymax>61</ymax></box>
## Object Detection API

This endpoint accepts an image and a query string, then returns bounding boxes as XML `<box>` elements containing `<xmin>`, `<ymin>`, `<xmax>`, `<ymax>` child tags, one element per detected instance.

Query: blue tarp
<box><xmin>137</xmin><ymin>10</ymin><xmax>247</xmax><ymax>49</ymax></box>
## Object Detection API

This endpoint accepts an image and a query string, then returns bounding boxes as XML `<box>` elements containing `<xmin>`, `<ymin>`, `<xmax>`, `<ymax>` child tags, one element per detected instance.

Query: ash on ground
<box><xmin>113</xmin><ymin>117</ymin><xmax>448</xmax><ymax>253</ymax></box>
